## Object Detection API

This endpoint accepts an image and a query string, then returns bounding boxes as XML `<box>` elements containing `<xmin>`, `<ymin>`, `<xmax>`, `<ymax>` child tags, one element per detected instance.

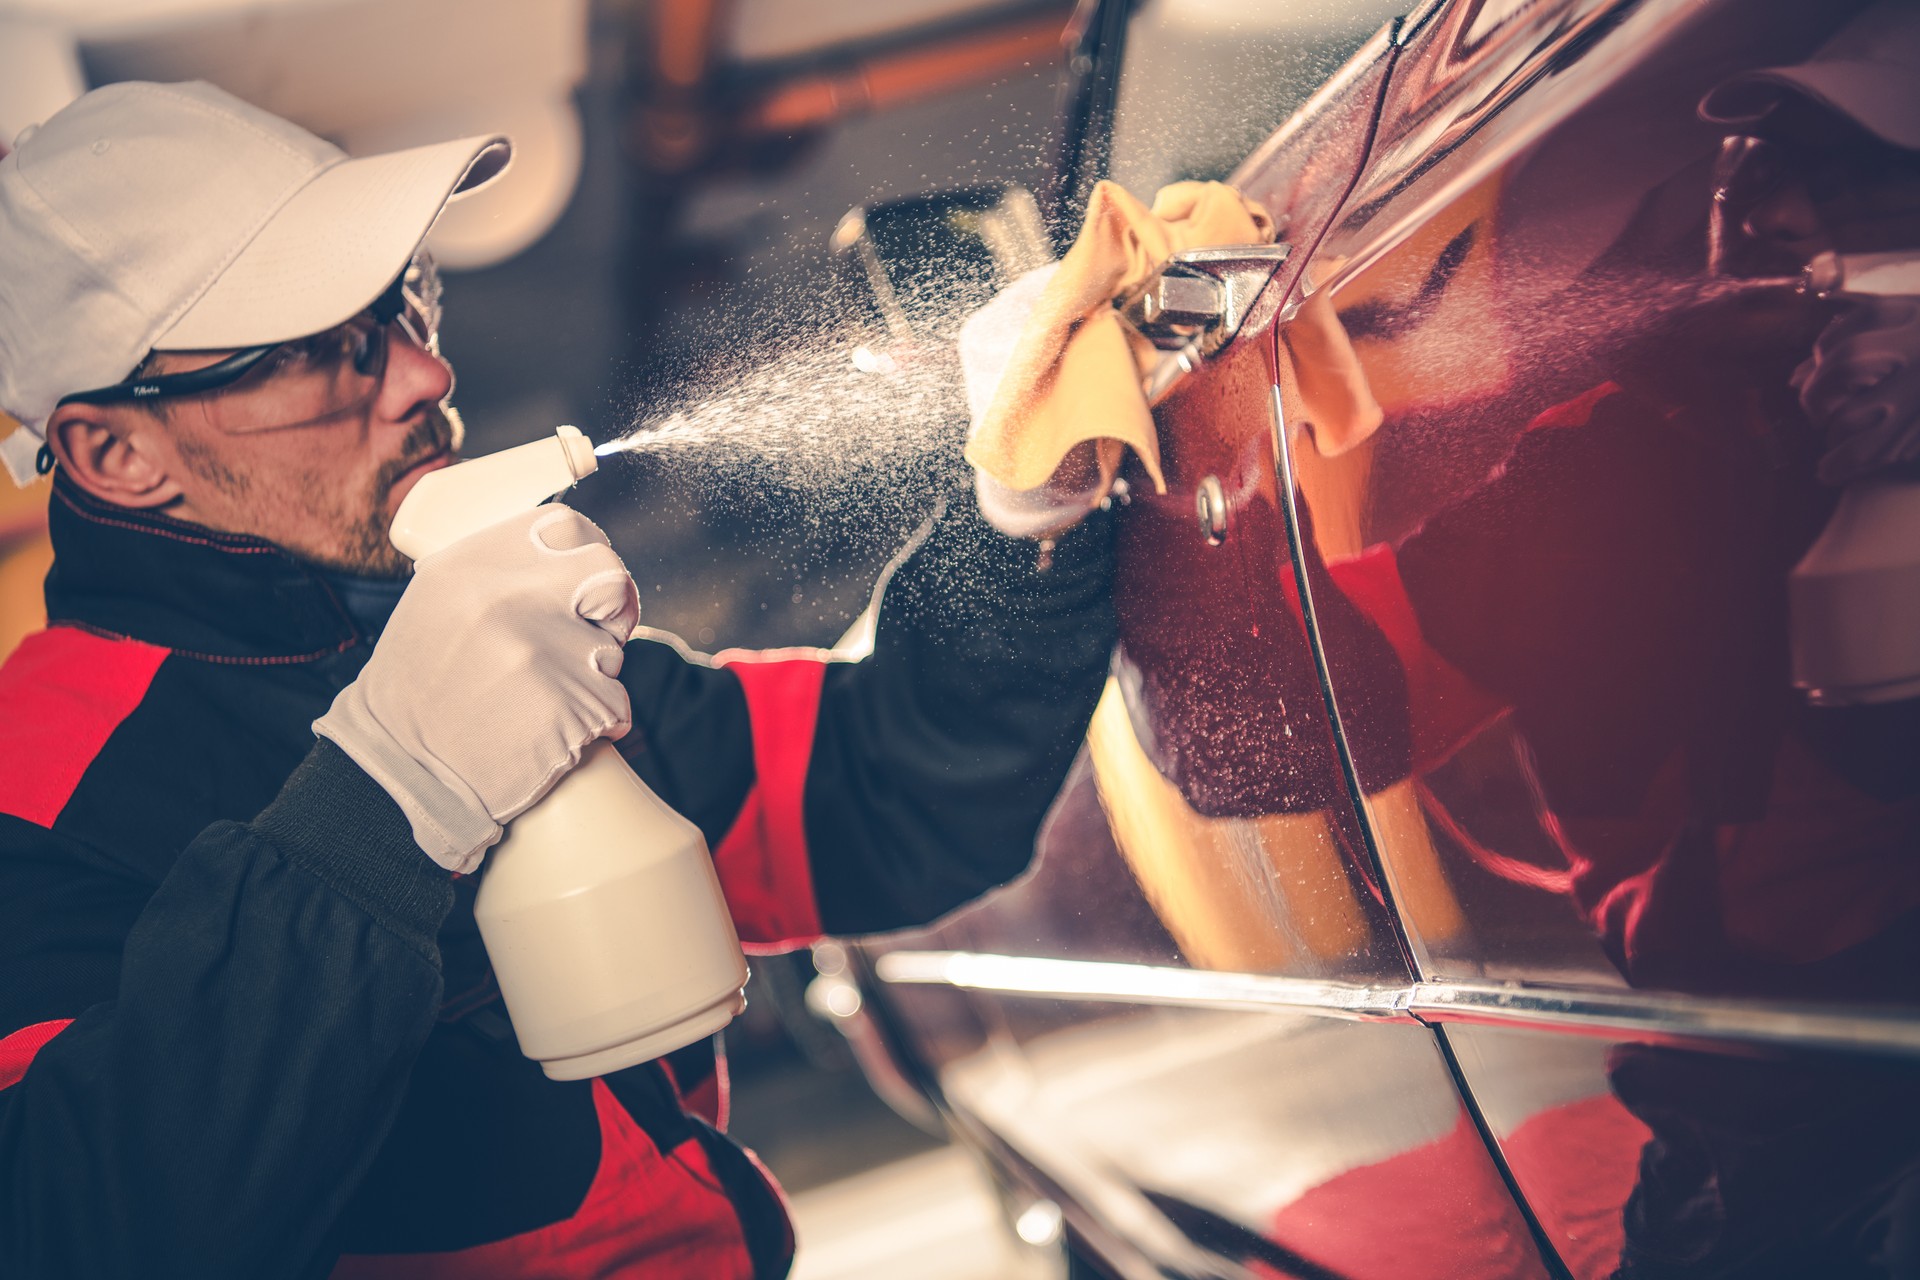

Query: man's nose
<box><xmin>378</xmin><ymin>330</ymin><xmax>454</xmax><ymax>418</ymax></box>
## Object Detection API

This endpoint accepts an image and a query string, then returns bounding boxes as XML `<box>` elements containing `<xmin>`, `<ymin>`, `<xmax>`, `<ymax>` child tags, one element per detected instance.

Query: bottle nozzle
<box><xmin>556</xmin><ymin>424</ymin><xmax>598</xmax><ymax>481</ymax></box>
<box><xmin>1801</xmin><ymin>250</ymin><xmax>1920</xmax><ymax>299</ymax></box>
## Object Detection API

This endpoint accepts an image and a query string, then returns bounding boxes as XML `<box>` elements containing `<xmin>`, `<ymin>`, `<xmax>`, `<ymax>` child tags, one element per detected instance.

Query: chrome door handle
<box><xmin>1122</xmin><ymin>242</ymin><xmax>1293</xmax><ymax>402</ymax></box>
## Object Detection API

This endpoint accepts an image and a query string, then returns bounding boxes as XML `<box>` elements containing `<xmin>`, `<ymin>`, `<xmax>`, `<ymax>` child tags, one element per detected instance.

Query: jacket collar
<box><xmin>43</xmin><ymin>475</ymin><xmax>366</xmax><ymax>662</ymax></box>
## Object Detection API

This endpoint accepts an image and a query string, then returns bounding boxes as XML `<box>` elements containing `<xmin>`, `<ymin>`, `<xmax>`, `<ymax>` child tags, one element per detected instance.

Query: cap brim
<box><xmin>420</xmin><ymin>96</ymin><xmax>580</xmax><ymax>270</ymax></box>
<box><xmin>155</xmin><ymin>133</ymin><xmax>509</xmax><ymax>351</ymax></box>
<box><xmin>1701</xmin><ymin>65</ymin><xmax>1920</xmax><ymax>151</ymax></box>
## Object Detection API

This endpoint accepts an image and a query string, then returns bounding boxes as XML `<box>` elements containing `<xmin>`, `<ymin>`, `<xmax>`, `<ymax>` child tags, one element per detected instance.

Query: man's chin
<box><xmin>312</xmin><ymin>411</ymin><xmax>461</xmax><ymax>578</ymax></box>
<box><xmin>324</xmin><ymin>508</ymin><xmax>421</xmax><ymax>580</ymax></box>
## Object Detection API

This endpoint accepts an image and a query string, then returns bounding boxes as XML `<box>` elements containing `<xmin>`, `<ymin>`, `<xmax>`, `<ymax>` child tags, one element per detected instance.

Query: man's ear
<box><xmin>46</xmin><ymin>404</ymin><xmax>183</xmax><ymax>510</ymax></box>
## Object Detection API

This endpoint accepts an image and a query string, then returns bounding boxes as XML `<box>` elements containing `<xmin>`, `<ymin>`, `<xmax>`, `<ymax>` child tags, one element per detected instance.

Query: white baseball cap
<box><xmin>0</xmin><ymin>80</ymin><xmax>508</xmax><ymax>483</ymax></box>
<box><xmin>1700</xmin><ymin>1</ymin><xmax>1920</xmax><ymax>151</ymax></box>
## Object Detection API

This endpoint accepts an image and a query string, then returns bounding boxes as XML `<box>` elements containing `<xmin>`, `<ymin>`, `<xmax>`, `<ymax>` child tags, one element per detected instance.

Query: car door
<box><xmin>852</xmin><ymin>2</ymin><xmax>1561</xmax><ymax>1276</ymax></box>
<box><xmin>1282</xmin><ymin>0</ymin><xmax>1920</xmax><ymax>1276</ymax></box>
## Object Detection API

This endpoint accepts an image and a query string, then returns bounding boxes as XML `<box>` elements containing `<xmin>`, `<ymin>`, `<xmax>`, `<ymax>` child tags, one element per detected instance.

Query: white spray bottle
<box><xmin>390</xmin><ymin>425</ymin><xmax>749</xmax><ymax>1079</ymax></box>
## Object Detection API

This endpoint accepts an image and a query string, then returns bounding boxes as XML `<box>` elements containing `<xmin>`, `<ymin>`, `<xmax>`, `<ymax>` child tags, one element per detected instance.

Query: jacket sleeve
<box><xmin>615</xmin><ymin>487</ymin><xmax>1116</xmax><ymax>946</ymax></box>
<box><xmin>0</xmin><ymin>739</ymin><xmax>455</xmax><ymax>1280</ymax></box>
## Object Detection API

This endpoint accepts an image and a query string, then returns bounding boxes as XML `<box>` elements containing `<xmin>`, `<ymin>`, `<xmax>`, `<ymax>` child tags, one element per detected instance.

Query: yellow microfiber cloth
<box><xmin>965</xmin><ymin>179</ymin><xmax>1277</xmax><ymax>497</ymax></box>
<box><xmin>1278</xmin><ymin>273</ymin><xmax>1385</xmax><ymax>459</ymax></box>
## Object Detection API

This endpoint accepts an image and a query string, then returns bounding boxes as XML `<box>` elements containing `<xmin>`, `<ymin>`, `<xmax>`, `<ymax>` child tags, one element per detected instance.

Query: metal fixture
<box><xmin>1802</xmin><ymin>249</ymin><xmax>1920</xmax><ymax>299</ymax></box>
<box><xmin>1195</xmin><ymin>475</ymin><xmax>1228</xmax><ymax>545</ymax></box>
<box><xmin>1134</xmin><ymin>273</ymin><xmax>1225</xmax><ymax>331</ymax></box>
<box><xmin>1122</xmin><ymin>243</ymin><xmax>1291</xmax><ymax>352</ymax></box>
<box><xmin>1122</xmin><ymin>243</ymin><xmax>1292</xmax><ymax>404</ymax></box>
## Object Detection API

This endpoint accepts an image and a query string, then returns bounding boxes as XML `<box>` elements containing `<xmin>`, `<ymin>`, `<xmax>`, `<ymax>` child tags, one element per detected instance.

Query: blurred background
<box><xmin>0</xmin><ymin>0</ymin><xmax>1085</xmax><ymax>1273</ymax></box>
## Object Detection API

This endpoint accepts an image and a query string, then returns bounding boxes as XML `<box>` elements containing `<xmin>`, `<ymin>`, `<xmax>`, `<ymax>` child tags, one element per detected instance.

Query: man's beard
<box><xmin>327</xmin><ymin>407</ymin><xmax>461</xmax><ymax>579</ymax></box>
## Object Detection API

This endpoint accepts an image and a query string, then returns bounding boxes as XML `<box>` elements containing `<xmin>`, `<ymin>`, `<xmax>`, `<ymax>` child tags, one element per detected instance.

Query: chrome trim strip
<box><xmin>875</xmin><ymin>951</ymin><xmax>1414</xmax><ymax>1022</ymax></box>
<box><xmin>875</xmin><ymin>955</ymin><xmax>1413</xmax><ymax>1028</ymax></box>
<box><xmin>873</xmin><ymin>950</ymin><xmax>1920</xmax><ymax>1058</ymax></box>
<box><xmin>1411</xmin><ymin>982</ymin><xmax>1920</xmax><ymax>1058</ymax></box>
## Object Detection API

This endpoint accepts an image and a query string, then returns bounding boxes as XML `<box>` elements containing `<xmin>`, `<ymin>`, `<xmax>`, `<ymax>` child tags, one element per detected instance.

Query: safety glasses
<box><xmin>58</xmin><ymin>253</ymin><xmax>444</xmax><ymax>433</ymax></box>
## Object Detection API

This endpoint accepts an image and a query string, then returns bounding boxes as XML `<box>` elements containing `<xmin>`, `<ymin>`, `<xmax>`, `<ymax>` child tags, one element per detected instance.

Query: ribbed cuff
<box><xmin>251</xmin><ymin>739</ymin><xmax>457</xmax><ymax>958</ymax></box>
<box><xmin>313</xmin><ymin>692</ymin><xmax>502</xmax><ymax>874</ymax></box>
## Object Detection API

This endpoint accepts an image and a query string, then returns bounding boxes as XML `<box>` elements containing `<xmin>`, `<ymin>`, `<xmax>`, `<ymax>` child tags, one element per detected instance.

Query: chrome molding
<box><xmin>1136</xmin><ymin>244</ymin><xmax>1294</xmax><ymax>404</ymax></box>
<box><xmin>878</xmin><ymin>951</ymin><xmax>1414</xmax><ymax>1022</ymax></box>
<box><xmin>1411</xmin><ymin>982</ymin><xmax>1920</xmax><ymax>1059</ymax></box>
<box><xmin>873</xmin><ymin>950</ymin><xmax>1920</xmax><ymax>1059</ymax></box>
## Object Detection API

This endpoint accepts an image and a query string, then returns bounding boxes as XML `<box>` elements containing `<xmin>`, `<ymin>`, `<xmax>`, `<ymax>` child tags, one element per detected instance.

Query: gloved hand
<box><xmin>1791</xmin><ymin>297</ymin><xmax>1920</xmax><ymax>485</ymax></box>
<box><xmin>316</xmin><ymin>506</ymin><xmax>641</xmax><ymax>873</ymax></box>
<box><xmin>959</xmin><ymin>263</ymin><xmax>1109</xmax><ymax>538</ymax></box>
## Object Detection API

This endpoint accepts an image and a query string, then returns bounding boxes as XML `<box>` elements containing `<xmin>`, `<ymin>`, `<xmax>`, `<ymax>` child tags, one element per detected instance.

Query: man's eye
<box><xmin>349</xmin><ymin>326</ymin><xmax>383</xmax><ymax>376</ymax></box>
<box><xmin>293</xmin><ymin>329</ymin><xmax>358</xmax><ymax>368</ymax></box>
<box><xmin>255</xmin><ymin>345</ymin><xmax>307</xmax><ymax>378</ymax></box>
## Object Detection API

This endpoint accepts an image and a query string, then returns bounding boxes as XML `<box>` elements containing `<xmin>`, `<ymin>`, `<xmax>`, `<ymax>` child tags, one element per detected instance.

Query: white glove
<box><xmin>316</xmin><ymin>506</ymin><xmax>641</xmax><ymax>873</ymax></box>
<box><xmin>958</xmin><ymin>262</ymin><xmax>1110</xmax><ymax>538</ymax></box>
<box><xmin>1792</xmin><ymin>297</ymin><xmax>1920</xmax><ymax>485</ymax></box>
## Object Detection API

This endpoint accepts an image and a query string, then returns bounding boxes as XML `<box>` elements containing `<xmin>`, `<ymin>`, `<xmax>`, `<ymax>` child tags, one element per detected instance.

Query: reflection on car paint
<box><xmin>1284</xmin><ymin>1</ymin><xmax>1920</xmax><ymax>1274</ymax></box>
<box><xmin>938</xmin><ymin>1008</ymin><xmax>1549</xmax><ymax>1280</ymax></box>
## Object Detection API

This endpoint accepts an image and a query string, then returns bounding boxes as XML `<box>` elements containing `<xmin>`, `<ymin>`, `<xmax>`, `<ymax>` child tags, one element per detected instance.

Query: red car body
<box><xmin>820</xmin><ymin>1</ymin><xmax>1920</xmax><ymax>1276</ymax></box>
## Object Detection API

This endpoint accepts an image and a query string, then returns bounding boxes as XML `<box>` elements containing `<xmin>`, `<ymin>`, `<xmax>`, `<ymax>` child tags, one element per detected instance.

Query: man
<box><xmin>0</xmin><ymin>81</ymin><xmax>1115</xmax><ymax>1277</ymax></box>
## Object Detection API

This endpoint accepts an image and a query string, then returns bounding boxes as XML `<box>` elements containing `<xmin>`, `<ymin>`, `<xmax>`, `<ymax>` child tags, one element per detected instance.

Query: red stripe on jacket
<box><xmin>0</xmin><ymin>1019</ymin><xmax>74</xmax><ymax>1091</ymax></box>
<box><xmin>330</xmin><ymin>1080</ymin><xmax>758</xmax><ymax>1279</ymax></box>
<box><xmin>0</xmin><ymin>627</ymin><xmax>169</xmax><ymax>828</ymax></box>
<box><xmin>1323</xmin><ymin>545</ymin><xmax>1504</xmax><ymax>772</ymax></box>
<box><xmin>711</xmin><ymin>652</ymin><xmax>827</xmax><ymax>952</ymax></box>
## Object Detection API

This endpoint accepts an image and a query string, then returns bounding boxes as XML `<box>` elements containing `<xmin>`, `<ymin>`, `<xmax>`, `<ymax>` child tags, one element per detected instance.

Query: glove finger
<box><xmin>573</xmin><ymin>566</ymin><xmax>642</xmax><ymax>641</ymax></box>
<box><xmin>590</xmin><ymin>640</ymin><xmax>627</xmax><ymax>682</ymax></box>
<box><xmin>1789</xmin><ymin>351</ymin><xmax>1818</xmax><ymax>396</ymax></box>
<box><xmin>491</xmin><ymin>678</ymin><xmax>633</xmax><ymax>823</ymax></box>
<box><xmin>409</xmin><ymin>506</ymin><xmax>548</xmax><ymax>578</ymax></box>
<box><xmin>1813</xmin><ymin>298</ymin><xmax>1920</xmax><ymax>358</ymax></box>
<box><xmin>529</xmin><ymin>504</ymin><xmax>613</xmax><ymax>553</ymax></box>
<box><xmin>1829</xmin><ymin>360</ymin><xmax>1920</xmax><ymax>438</ymax></box>
<box><xmin>596</xmin><ymin>677</ymin><xmax>633</xmax><ymax>742</ymax></box>
<box><xmin>1826</xmin><ymin>319</ymin><xmax>1920</xmax><ymax>375</ymax></box>
<box><xmin>1800</xmin><ymin>349</ymin><xmax>1908</xmax><ymax>424</ymax></box>
<box><xmin>1820</xmin><ymin>429</ymin><xmax>1896</xmax><ymax>485</ymax></box>
<box><xmin>1815</xmin><ymin>371</ymin><xmax>1920</xmax><ymax>484</ymax></box>
<box><xmin>1802</xmin><ymin>307</ymin><xmax>1920</xmax><ymax>418</ymax></box>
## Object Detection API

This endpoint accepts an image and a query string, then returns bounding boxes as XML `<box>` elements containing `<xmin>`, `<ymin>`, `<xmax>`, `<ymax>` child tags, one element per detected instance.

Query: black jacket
<box><xmin>0</xmin><ymin>474</ymin><xmax>1113</xmax><ymax>1279</ymax></box>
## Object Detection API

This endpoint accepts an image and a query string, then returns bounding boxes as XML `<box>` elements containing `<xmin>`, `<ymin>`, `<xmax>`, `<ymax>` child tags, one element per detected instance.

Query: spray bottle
<box><xmin>1787</xmin><ymin>251</ymin><xmax>1920</xmax><ymax>705</ymax></box>
<box><xmin>390</xmin><ymin>425</ymin><xmax>749</xmax><ymax>1079</ymax></box>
